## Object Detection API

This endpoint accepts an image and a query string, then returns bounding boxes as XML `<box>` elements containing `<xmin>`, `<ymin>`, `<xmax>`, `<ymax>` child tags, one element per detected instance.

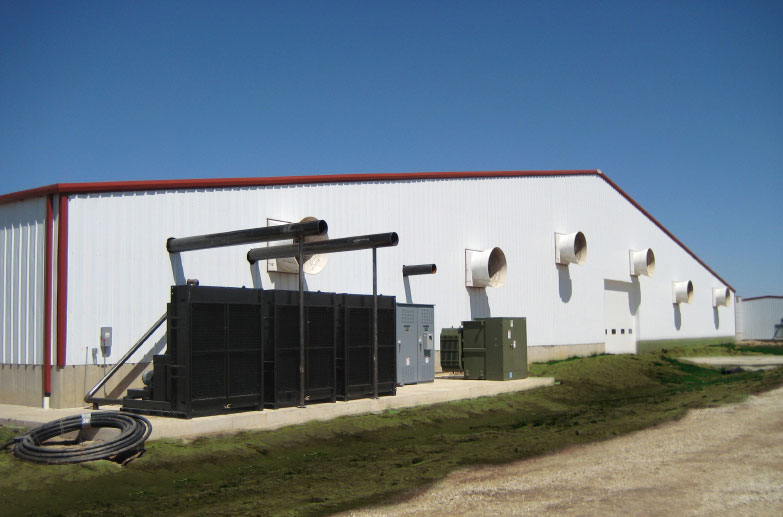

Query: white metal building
<box><xmin>735</xmin><ymin>296</ymin><xmax>783</xmax><ymax>341</ymax></box>
<box><xmin>0</xmin><ymin>170</ymin><xmax>736</xmax><ymax>408</ymax></box>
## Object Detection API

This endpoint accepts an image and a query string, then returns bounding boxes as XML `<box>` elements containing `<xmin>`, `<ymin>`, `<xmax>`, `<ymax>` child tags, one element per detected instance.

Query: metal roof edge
<box><xmin>596</xmin><ymin>174</ymin><xmax>735</xmax><ymax>292</ymax></box>
<box><xmin>0</xmin><ymin>170</ymin><xmax>599</xmax><ymax>204</ymax></box>
<box><xmin>0</xmin><ymin>169</ymin><xmax>734</xmax><ymax>291</ymax></box>
<box><xmin>741</xmin><ymin>295</ymin><xmax>783</xmax><ymax>302</ymax></box>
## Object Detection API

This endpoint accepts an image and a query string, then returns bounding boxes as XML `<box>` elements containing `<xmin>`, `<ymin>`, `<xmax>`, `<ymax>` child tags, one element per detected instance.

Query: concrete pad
<box><xmin>680</xmin><ymin>356</ymin><xmax>783</xmax><ymax>371</ymax></box>
<box><xmin>0</xmin><ymin>376</ymin><xmax>554</xmax><ymax>441</ymax></box>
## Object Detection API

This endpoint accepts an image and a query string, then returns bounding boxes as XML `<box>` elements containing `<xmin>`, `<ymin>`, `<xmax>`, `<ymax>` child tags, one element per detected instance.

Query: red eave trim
<box><xmin>742</xmin><ymin>295</ymin><xmax>783</xmax><ymax>302</ymax></box>
<box><xmin>598</xmin><ymin>174</ymin><xmax>735</xmax><ymax>292</ymax></box>
<box><xmin>56</xmin><ymin>195</ymin><xmax>68</xmax><ymax>367</ymax></box>
<box><xmin>0</xmin><ymin>170</ymin><xmax>598</xmax><ymax>204</ymax></box>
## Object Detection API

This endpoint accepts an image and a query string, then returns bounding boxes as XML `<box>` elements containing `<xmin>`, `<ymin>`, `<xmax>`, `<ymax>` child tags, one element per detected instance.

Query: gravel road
<box><xmin>342</xmin><ymin>386</ymin><xmax>783</xmax><ymax>516</ymax></box>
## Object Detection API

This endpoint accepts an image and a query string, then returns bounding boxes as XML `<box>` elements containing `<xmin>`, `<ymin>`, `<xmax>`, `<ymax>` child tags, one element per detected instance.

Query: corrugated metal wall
<box><xmin>59</xmin><ymin>175</ymin><xmax>735</xmax><ymax>365</ymax></box>
<box><xmin>738</xmin><ymin>298</ymin><xmax>783</xmax><ymax>340</ymax></box>
<box><xmin>0</xmin><ymin>198</ymin><xmax>46</xmax><ymax>365</ymax></box>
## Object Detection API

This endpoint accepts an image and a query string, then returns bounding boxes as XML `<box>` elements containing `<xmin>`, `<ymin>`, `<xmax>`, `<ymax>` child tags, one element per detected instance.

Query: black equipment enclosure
<box><xmin>122</xmin><ymin>285</ymin><xmax>397</xmax><ymax>418</ymax></box>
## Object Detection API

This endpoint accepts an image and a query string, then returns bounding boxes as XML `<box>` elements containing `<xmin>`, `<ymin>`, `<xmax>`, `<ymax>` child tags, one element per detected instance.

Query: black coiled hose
<box><xmin>1</xmin><ymin>411</ymin><xmax>152</xmax><ymax>464</ymax></box>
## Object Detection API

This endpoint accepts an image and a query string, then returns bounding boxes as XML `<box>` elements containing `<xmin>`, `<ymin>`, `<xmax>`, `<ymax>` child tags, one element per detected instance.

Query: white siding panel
<box><xmin>64</xmin><ymin>175</ymin><xmax>734</xmax><ymax>365</ymax></box>
<box><xmin>0</xmin><ymin>198</ymin><xmax>46</xmax><ymax>365</ymax></box>
<box><xmin>739</xmin><ymin>298</ymin><xmax>783</xmax><ymax>340</ymax></box>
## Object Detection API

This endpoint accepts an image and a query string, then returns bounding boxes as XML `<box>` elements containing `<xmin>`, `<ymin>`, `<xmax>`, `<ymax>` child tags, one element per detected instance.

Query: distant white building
<box><xmin>735</xmin><ymin>296</ymin><xmax>783</xmax><ymax>341</ymax></box>
<box><xmin>0</xmin><ymin>170</ymin><xmax>736</xmax><ymax>408</ymax></box>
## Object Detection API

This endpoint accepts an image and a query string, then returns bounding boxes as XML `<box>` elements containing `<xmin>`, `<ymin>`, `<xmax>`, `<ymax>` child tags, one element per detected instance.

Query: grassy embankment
<box><xmin>1</xmin><ymin>342</ymin><xmax>782</xmax><ymax>516</ymax></box>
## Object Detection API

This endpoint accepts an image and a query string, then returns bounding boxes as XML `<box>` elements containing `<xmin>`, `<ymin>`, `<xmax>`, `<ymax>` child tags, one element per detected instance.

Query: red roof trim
<box><xmin>742</xmin><ymin>295</ymin><xmax>783</xmax><ymax>301</ymax></box>
<box><xmin>0</xmin><ymin>170</ymin><xmax>598</xmax><ymax>204</ymax></box>
<box><xmin>0</xmin><ymin>169</ymin><xmax>733</xmax><ymax>291</ymax></box>
<box><xmin>596</xmin><ymin>174</ymin><xmax>735</xmax><ymax>292</ymax></box>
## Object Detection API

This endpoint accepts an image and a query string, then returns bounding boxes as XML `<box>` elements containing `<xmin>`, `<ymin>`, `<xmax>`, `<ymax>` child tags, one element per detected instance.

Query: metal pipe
<box><xmin>402</xmin><ymin>264</ymin><xmax>437</xmax><ymax>276</ymax></box>
<box><xmin>85</xmin><ymin>312</ymin><xmax>167</xmax><ymax>409</ymax></box>
<box><xmin>298</xmin><ymin>236</ymin><xmax>306</xmax><ymax>408</ymax></box>
<box><xmin>167</xmin><ymin>220</ymin><xmax>327</xmax><ymax>253</ymax></box>
<box><xmin>372</xmin><ymin>248</ymin><xmax>378</xmax><ymax>399</ymax></box>
<box><xmin>247</xmin><ymin>232</ymin><xmax>399</xmax><ymax>263</ymax></box>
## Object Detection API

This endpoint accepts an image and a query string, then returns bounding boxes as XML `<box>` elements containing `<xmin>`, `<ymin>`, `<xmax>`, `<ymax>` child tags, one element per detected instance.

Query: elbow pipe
<box><xmin>402</xmin><ymin>264</ymin><xmax>437</xmax><ymax>276</ymax></box>
<box><xmin>167</xmin><ymin>219</ymin><xmax>327</xmax><ymax>253</ymax></box>
<box><xmin>247</xmin><ymin>232</ymin><xmax>399</xmax><ymax>263</ymax></box>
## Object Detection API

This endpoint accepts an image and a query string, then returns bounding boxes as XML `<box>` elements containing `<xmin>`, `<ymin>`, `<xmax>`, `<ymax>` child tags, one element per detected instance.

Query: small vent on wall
<box><xmin>672</xmin><ymin>280</ymin><xmax>694</xmax><ymax>304</ymax></box>
<box><xmin>629</xmin><ymin>248</ymin><xmax>656</xmax><ymax>277</ymax></box>
<box><xmin>712</xmin><ymin>287</ymin><xmax>731</xmax><ymax>308</ymax></box>
<box><xmin>555</xmin><ymin>231</ymin><xmax>587</xmax><ymax>265</ymax></box>
<box><xmin>465</xmin><ymin>248</ymin><xmax>507</xmax><ymax>288</ymax></box>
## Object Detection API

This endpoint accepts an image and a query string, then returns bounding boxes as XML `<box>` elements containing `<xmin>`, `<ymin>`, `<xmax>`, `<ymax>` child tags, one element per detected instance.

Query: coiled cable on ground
<box><xmin>1</xmin><ymin>411</ymin><xmax>152</xmax><ymax>465</ymax></box>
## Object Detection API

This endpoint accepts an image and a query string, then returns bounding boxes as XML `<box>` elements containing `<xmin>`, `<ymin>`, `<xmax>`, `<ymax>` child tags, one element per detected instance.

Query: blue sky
<box><xmin>1</xmin><ymin>1</ymin><xmax>780</xmax><ymax>296</ymax></box>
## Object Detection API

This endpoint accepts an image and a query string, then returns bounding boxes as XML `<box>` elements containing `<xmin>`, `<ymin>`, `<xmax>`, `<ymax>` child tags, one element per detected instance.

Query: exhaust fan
<box><xmin>555</xmin><ymin>231</ymin><xmax>587</xmax><ymax>265</ymax></box>
<box><xmin>267</xmin><ymin>216</ymin><xmax>329</xmax><ymax>274</ymax></box>
<box><xmin>465</xmin><ymin>248</ymin><xmax>507</xmax><ymax>288</ymax></box>
<box><xmin>712</xmin><ymin>287</ymin><xmax>731</xmax><ymax>308</ymax></box>
<box><xmin>672</xmin><ymin>280</ymin><xmax>694</xmax><ymax>304</ymax></box>
<box><xmin>630</xmin><ymin>248</ymin><xmax>656</xmax><ymax>277</ymax></box>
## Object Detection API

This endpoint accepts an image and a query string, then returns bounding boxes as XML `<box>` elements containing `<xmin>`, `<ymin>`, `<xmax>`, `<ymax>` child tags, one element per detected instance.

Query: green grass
<box><xmin>2</xmin><ymin>343</ymin><xmax>782</xmax><ymax>516</ymax></box>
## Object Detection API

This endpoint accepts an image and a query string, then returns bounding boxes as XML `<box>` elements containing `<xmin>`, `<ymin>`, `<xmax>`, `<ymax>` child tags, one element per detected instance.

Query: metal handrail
<box><xmin>84</xmin><ymin>312</ymin><xmax>167</xmax><ymax>409</ymax></box>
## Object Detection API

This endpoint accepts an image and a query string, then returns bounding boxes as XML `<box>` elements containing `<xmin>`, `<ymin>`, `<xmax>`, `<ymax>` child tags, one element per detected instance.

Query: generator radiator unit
<box><xmin>122</xmin><ymin>285</ymin><xmax>396</xmax><ymax>418</ymax></box>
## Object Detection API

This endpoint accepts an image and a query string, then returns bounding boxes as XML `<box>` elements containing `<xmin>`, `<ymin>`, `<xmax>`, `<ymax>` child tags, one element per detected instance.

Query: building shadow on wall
<box><xmin>105</xmin><ymin>333</ymin><xmax>168</xmax><ymax>400</ymax></box>
<box><xmin>557</xmin><ymin>265</ymin><xmax>572</xmax><ymax>303</ymax></box>
<box><xmin>629</xmin><ymin>277</ymin><xmax>641</xmax><ymax>315</ymax></box>
<box><xmin>467</xmin><ymin>288</ymin><xmax>490</xmax><ymax>319</ymax></box>
<box><xmin>673</xmin><ymin>304</ymin><xmax>682</xmax><ymax>330</ymax></box>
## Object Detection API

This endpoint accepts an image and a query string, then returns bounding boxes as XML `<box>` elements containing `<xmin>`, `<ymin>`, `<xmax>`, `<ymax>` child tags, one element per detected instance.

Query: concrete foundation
<box><xmin>1</xmin><ymin>363</ymin><xmax>150</xmax><ymax>409</ymax></box>
<box><xmin>527</xmin><ymin>343</ymin><xmax>605</xmax><ymax>363</ymax></box>
<box><xmin>0</xmin><ymin>365</ymin><xmax>43</xmax><ymax>407</ymax></box>
<box><xmin>1</xmin><ymin>376</ymin><xmax>555</xmax><ymax>440</ymax></box>
<box><xmin>50</xmin><ymin>363</ymin><xmax>150</xmax><ymax>409</ymax></box>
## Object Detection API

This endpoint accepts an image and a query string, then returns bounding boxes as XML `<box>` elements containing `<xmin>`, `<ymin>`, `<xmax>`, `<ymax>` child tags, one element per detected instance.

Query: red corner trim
<box><xmin>56</xmin><ymin>195</ymin><xmax>68</xmax><ymax>367</ymax></box>
<box><xmin>43</xmin><ymin>195</ymin><xmax>53</xmax><ymax>394</ymax></box>
<box><xmin>597</xmin><ymin>174</ymin><xmax>735</xmax><ymax>292</ymax></box>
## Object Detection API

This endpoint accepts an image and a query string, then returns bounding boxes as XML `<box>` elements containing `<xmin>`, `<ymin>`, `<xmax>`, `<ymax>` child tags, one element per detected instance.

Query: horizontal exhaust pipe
<box><xmin>268</xmin><ymin>216</ymin><xmax>330</xmax><ymax>274</ymax></box>
<box><xmin>713</xmin><ymin>287</ymin><xmax>731</xmax><ymax>307</ymax></box>
<box><xmin>167</xmin><ymin>220</ymin><xmax>327</xmax><ymax>253</ymax></box>
<box><xmin>247</xmin><ymin>232</ymin><xmax>399</xmax><ymax>263</ymax></box>
<box><xmin>673</xmin><ymin>280</ymin><xmax>694</xmax><ymax>304</ymax></box>
<box><xmin>403</xmin><ymin>264</ymin><xmax>437</xmax><ymax>276</ymax></box>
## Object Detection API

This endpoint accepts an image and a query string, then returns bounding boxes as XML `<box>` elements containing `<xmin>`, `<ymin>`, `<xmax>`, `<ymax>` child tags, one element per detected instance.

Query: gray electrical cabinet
<box><xmin>396</xmin><ymin>303</ymin><xmax>435</xmax><ymax>384</ymax></box>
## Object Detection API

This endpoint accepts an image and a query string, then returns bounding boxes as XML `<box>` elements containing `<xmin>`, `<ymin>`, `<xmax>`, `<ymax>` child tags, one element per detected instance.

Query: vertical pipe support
<box><xmin>298</xmin><ymin>235</ymin><xmax>306</xmax><ymax>408</ymax></box>
<box><xmin>372</xmin><ymin>248</ymin><xmax>378</xmax><ymax>399</ymax></box>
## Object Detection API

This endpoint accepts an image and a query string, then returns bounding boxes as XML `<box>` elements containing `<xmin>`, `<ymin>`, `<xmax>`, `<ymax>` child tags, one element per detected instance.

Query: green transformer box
<box><xmin>461</xmin><ymin>317</ymin><xmax>527</xmax><ymax>380</ymax></box>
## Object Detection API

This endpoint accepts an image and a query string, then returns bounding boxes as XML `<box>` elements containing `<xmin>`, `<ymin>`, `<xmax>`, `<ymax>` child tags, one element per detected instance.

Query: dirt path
<box><xmin>342</xmin><ymin>386</ymin><xmax>783</xmax><ymax>516</ymax></box>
